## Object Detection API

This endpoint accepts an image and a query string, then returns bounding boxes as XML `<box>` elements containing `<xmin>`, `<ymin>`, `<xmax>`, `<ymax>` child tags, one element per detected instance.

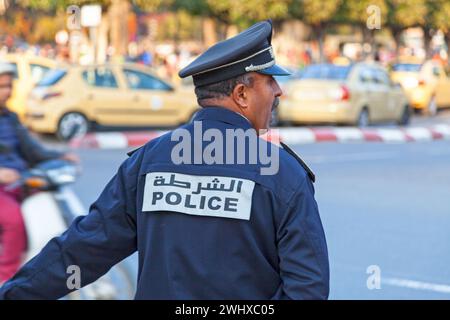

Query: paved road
<box><xmin>298</xmin><ymin>141</ymin><xmax>450</xmax><ymax>299</ymax></box>
<box><xmin>33</xmin><ymin>108</ymin><xmax>450</xmax><ymax>299</ymax></box>
<box><xmin>410</xmin><ymin>109</ymin><xmax>450</xmax><ymax>126</ymax></box>
<box><xmin>66</xmin><ymin>138</ymin><xmax>450</xmax><ymax>300</ymax></box>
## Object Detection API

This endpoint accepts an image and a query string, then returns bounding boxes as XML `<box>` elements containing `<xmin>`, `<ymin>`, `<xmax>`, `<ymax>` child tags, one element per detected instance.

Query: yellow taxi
<box><xmin>26</xmin><ymin>63</ymin><xmax>199</xmax><ymax>140</ymax></box>
<box><xmin>390</xmin><ymin>60</ymin><xmax>450</xmax><ymax>115</ymax></box>
<box><xmin>276</xmin><ymin>63</ymin><xmax>410</xmax><ymax>126</ymax></box>
<box><xmin>2</xmin><ymin>53</ymin><xmax>58</xmax><ymax>120</ymax></box>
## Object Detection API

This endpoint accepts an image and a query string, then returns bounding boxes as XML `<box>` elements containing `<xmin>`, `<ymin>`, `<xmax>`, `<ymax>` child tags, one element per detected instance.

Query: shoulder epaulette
<box><xmin>280</xmin><ymin>141</ymin><xmax>315</xmax><ymax>183</ymax></box>
<box><xmin>127</xmin><ymin>146</ymin><xmax>143</xmax><ymax>157</ymax></box>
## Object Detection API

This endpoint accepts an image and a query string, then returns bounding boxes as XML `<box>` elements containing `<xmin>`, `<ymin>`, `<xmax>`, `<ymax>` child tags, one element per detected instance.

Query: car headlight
<box><xmin>47</xmin><ymin>166</ymin><xmax>78</xmax><ymax>185</ymax></box>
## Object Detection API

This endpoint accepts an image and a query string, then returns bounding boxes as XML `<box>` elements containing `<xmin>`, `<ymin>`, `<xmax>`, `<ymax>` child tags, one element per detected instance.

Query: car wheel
<box><xmin>57</xmin><ymin>112</ymin><xmax>89</xmax><ymax>141</ymax></box>
<box><xmin>424</xmin><ymin>96</ymin><xmax>437</xmax><ymax>116</ymax></box>
<box><xmin>397</xmin><ymin>105</ymin><xmax>411</xmax><ymax>126</ymax></box>
<box><xmin>356</xmin><ymin>108</ymin><xmax>370</xmax><ymax>127</ymax></box>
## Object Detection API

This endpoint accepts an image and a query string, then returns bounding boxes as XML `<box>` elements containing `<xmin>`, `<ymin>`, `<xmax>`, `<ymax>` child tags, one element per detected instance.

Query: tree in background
<box><xmin>385</xmin><ymin>0</ymin><xmax>427</xmax><ymax>57</ymax></box>
<box><xmin>420</xmin><ymin>0</ymin><xmax>440</xmax><ymax>59</ymax></box>
<box><xmin>4</xmin><ymin>0</ymin><xmax>450</xmax><ymax>64</ymax></box>
<box><xmin>176</xmin><ymin>0</ymin><xmax>290</xmax><ymax>44</ymax></box>
<box><xmin>337</xmin><ymin>0</ymin><xmax>388</xmax><ymax>59</ymax></box>
<box><xmin>430</xmin><ymin>0</ymin><xmax>450</xmax><ymax>60</ymax></box>
<box><xmin>290</xmin><ymin>0</ymin><xmax>343</xmax><ymax>63</ymax></box>
<box><xmin>206</xmin><ymin>0</ymin><xmax>290</xmax><ymax>28</ymax></box>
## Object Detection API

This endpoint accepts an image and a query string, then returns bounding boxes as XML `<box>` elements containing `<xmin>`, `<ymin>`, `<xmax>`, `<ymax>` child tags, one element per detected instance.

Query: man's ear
<box><xmin>232</xmin><ymin>83</ymin><xmax>248</xmax><ymax>109</ymax></box>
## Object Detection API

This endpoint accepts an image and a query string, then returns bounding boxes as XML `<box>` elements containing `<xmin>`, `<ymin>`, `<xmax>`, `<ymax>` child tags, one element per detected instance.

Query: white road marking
<box><xmin>375</xmin><ymin>129</ymin><xmax>407</xmax><ymax>143</ymax></box>
<box><xmin>334</xmin><ymin>263</ymin><xmax>450</xmax><ymax>296</ymax></box>
<box><xmin>333</xmin><ymin>128</ymin><xmax>364</xmax><ymax>142</ymax></box>
<box><xmin>383</xmin><ymin>277</ymin><xmax>450</xmax><ymax>295</ymax></box>
<box><xmin>403</xmin><ymin>127</ymin><xmax>433</xmax><ymax>141</ymax></box>
<box><xmin>279</xmin><ymin>128</ymin><xmax>316</xmax><ymax>144</ymax></box>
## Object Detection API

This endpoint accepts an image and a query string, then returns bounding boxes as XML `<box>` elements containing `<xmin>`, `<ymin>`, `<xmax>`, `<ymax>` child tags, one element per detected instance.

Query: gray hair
<box><xmin>194</xmin><ymin>73</ymin><xmax>254</xmax><ymax>106</ymax></box>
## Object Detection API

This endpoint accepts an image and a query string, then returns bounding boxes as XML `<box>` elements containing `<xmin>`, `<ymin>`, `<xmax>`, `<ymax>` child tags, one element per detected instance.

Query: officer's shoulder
<box><xmin>127</xmin><ymin>146</ymin><xmax>142</xmax><ymax>157</ymax></box>
<box><xmin>126</xmin><ymin>129</ymin><xmax>178</xmax><ymax>160</ymax></box>
<box><xmin>278</xmin><ymin>141</ymin><xmax>315</xmax><ymax>183</ymax></box>
<box><xmin>122</xmin><ymin>133</ymin><xmax>172</xmax><ymax>178</ymax></box>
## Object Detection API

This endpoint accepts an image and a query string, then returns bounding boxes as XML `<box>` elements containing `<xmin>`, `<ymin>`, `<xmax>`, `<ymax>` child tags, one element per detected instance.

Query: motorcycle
<box><xmin>5</xmin><ymin>159</ymin><xmax>136</xmax><ymax>300</ymax></box>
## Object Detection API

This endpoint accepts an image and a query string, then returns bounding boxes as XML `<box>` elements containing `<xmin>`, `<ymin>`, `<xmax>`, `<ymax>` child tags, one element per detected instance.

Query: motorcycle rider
<box><xmin>0</xmin><ymin>61</ymin><xmax>78</xmax><ymax>284</ymax></box>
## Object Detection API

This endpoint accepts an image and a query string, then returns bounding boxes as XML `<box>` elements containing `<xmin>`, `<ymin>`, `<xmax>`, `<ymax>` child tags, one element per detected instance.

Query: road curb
<box><xmin>69</xmin><ymin>124</ymin><xmax>450</xmax><ymax>149</ymax></box>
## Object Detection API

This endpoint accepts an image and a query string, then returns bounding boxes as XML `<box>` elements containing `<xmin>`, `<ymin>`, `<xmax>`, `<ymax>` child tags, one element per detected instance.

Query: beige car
<box><xmin>390</xmin><ymin>60</ymin><xmax>450</xmax><ymax>115</ymax></box>
<box><xmin>276</xmin><ymin>63</ymin><xmax>411</xmax><ymax>126</ymax></box>
<box><xmin>2</xmin><ymin>53</ymin><xmax>57</xmax><ymax>120</ymax></box>
<box><xmin>26</xmin><ymin>63</ymin><xmax>199</xmax><ymax>140</ymax></box>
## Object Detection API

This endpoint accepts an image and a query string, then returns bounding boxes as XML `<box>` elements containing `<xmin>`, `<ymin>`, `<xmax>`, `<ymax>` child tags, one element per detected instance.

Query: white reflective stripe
<box><xmin>191</xmin><ymin>46</ymin><xmax>273</xmax><ymax>76</ymax></box>
<box><xmin>279</xmin><ymin>128</ymin><xmax>316</xmax><ymax>144</ymax></box>
<box><xmin>376</xmin><ymin>129</ymin><xmax>407</xmax><ymax>142</ymax></box>
<box><xmin>143</xmin><ymin>172</ymin><xmax>255</xmax><ymax>220</ymax></box>
<box><xmin>404</xmin><ymin>127</ymin><xmax>433</xmax><ymax>141</ymax></box>
<box><xmin>96</xmin><ymin>133</ymin><xmax>128</xmax><ymax>149</ymax></box>
<box><xmin>333</xmin><ymin>128</ymin><xmax>364</xmax><ymax>142</ymax></box>
<box><xmin>432</xmin><ymin>124</ymin><xmax>450</xmax><ymax>139</ymax></box>
<box><xmin>245</xmin><ymin>59</ymin><xmax>275</xmax><ymax>72</ymax></box>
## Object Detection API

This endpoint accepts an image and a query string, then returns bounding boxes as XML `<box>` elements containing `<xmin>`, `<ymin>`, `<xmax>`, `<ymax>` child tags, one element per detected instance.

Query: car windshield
<box><xmin>36</xmin><ymin>69</ymin><xmax>66</xmax><ymax>87</ymax></box>
<box><xmin>391</xmin><ymin>64</ymin><xmax>422</xmax><ymax>72</ymax></box>
<box><xmin>300</xmin><ymin>64</ymin><xmax>351</xmax><ymax>80</ymax></box>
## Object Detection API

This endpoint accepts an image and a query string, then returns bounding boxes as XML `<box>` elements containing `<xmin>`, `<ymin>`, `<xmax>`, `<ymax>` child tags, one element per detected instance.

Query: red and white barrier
<box><xmin>69</xmin><ymin>125</ymin><xmax>450</xmax><ymax>149</ymax></box>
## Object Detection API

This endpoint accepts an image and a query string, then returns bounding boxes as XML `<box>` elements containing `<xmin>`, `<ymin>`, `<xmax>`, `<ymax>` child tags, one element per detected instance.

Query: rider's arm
<box><xmin>10</xmin><ymin>112</ymin><xmax>63</xmax><ymax>166</ymax></box>
<box><xmin>0</xmin><ymin>150</ymin><xmax>143</xmax><ymax>300</ymax></box>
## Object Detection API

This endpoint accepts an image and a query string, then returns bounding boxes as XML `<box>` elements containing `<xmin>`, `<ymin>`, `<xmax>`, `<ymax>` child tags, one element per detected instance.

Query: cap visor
<box><xmin>257</xmin><ymin>64</ymin><xmax>291</xmax><ymax>76</ymax></box>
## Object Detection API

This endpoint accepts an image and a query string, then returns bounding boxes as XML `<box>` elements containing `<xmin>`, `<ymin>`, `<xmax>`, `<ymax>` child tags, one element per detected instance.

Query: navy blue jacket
<box><xmin>0</xmin><ymin>106</ymin><xmax>329</xmax><ymax>300</ymax></box>
<box><xmin>0</xmin><ymin>109</ymin><xmax>62</xmax><ymax>170</ymax></box>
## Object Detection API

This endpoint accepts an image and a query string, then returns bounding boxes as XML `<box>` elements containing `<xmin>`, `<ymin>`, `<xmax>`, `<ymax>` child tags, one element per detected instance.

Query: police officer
<box><xmin>0</xmin><ymin>20</ymin><xmax>329</xmax><ymax>300</ymax></box>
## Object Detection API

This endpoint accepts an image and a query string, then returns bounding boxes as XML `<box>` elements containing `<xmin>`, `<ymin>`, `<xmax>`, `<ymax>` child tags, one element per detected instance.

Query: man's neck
<box><xmin>200</xmin><ymin>99</ymin><xmax>253</xmax><ymax>128</ymax></box>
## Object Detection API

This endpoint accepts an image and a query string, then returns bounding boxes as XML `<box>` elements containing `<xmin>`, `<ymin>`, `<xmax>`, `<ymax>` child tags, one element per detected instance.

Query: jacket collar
<box><xmin>192</xmin><ymin>106</ymin><xmax>253</xmax><ymax>130</ymax></box>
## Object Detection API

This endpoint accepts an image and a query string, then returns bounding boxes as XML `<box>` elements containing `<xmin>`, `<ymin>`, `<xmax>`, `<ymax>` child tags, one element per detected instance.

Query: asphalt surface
<box><xmin>62</xmin><ymin>138</ymin><xmax>450</xmax><ymax>300</ymax></box>
<box><xmin>300</xmin><ymin>141</ymin><xmax>450</xmax><ymax>299</ymax></box>
<box><xmin>36</xmin><ymin>110</ymin><xmax>450</xmax><ymax>300</ymax></box>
